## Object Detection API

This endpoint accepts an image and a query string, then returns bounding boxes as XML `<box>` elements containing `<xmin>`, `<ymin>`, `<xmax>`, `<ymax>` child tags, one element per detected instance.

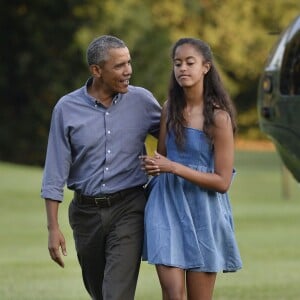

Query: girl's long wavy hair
<box><xmin>167</xmin><ymin>38</ymin><xmax>237</xmax><ymax>147</ymax></box>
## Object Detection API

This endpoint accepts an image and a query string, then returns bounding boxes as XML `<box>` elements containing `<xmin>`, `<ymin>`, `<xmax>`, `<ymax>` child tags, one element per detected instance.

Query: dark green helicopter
<box><xmin>257</xmin><ymin>15</ymin><xmax>300</xmax><ymax>182</ymax></box>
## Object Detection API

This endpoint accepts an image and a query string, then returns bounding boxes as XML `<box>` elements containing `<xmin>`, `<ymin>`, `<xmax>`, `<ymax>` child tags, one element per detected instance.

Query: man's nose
<box><xmin>125</xmin><ymin>63</ymin><xmax>132</xmax><ymax>75</ymax></box>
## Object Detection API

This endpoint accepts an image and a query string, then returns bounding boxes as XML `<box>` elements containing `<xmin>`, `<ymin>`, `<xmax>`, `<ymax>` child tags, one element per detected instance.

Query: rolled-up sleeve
<box><xmin>41</xmin><ymin>104</ymin><xmax>71</xmax><ymax>201</ymax></box>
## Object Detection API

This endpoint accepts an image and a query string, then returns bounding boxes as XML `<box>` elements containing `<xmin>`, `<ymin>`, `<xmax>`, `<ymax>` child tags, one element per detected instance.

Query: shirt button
<box><xmin>105</xmin><ymin>167</ymin><xmax>109</xmax><ymax>171</ymax></box>
<box><xmin>107</xmin><ymin>130</ymin><xmax>111</xmax><ymax>134</ymax></box>
<box><xmin>106</xmin><ymin>112</ymin><xmax>109</xmax><ymax>115</ymax></box>
<box><xmin>107</xmin><ymin>150</ymin><xmax>111</xmax><ymax>154</ymax></box>
<box><xmin>102</xmin><ymin>183</ymin><xmax>106</xmax><ymax>187</ymax></box>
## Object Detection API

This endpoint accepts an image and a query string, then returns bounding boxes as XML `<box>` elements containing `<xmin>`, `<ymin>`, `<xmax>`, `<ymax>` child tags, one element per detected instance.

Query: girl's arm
<box><xmin>144</xmin><ymin>110</ymin><xmax>234</xmax><ymax>193</ymax></box>
<box><xmin>157</xmin><ymin>102</ymin><xmax>168</xmax><ymax>156</ymax></box>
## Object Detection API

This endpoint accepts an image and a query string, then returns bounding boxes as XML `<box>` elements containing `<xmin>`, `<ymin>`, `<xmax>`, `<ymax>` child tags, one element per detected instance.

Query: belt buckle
<box><xmin>94</xmin><ymin>196</ymin><xmax>111</xmax><ymax>207</ymax></box>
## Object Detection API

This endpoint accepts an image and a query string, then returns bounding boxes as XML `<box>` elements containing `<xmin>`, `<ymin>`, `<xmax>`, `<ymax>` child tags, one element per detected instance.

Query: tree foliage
<box><xmin>0</xmin><ymin>0</ymin><xmax>299</xmax><ymax>165</ymax></box>
<box><xmin>0</xmin><ymin>0</ymin><xmax>87</xmax><ymax>165</ymax></box>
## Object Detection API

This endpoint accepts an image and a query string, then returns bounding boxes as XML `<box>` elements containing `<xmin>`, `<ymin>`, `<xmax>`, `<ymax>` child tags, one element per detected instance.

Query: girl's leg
<box><xmin>186</xmin><ymin>271</ymin><xmax>217</xmax><ymax>300</ymax></box>
<box><xmin>156</xmin><ymin>265</ymin><xmax>186</xmax><ymax>300</ymax></box>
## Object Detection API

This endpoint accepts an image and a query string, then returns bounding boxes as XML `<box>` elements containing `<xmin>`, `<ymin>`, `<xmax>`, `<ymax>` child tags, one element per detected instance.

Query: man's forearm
<box><xmin>45</xmin><ymin>199</ymin><xmax>60</xmax><ymax>230</ymax></box>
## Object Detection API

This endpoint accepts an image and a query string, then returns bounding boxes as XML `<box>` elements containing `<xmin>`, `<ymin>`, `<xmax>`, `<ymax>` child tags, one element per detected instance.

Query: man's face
<box><xmin>99</xmin><ymin>47</ymin><xmax>132</xmax><ymax>94</ymax></box>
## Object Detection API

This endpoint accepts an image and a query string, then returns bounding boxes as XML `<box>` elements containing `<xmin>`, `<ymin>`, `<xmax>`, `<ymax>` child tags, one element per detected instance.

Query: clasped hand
<box><xmin>140</xmin><ymin>151</ymin><xmax>173</xmax><ymax>176</ymax></box>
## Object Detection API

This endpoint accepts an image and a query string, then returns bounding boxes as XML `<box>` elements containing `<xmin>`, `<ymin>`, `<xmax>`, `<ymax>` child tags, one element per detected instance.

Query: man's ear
<box><xmin>89</xmin><ymin>64</ymin><xmax>102</xmax><ymax>78</ymax></box>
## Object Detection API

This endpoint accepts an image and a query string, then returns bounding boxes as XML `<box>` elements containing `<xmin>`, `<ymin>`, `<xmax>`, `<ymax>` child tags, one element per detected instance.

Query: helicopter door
<box><xmin>280</xmin><ymin>33</ymin><xmax>300</xmax><ymax>95</ymax></box>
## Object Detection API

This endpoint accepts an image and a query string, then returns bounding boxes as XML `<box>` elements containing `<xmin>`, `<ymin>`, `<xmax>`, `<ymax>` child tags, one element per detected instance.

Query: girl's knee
<box><xmin>162</xmin><ymin>287</ymin><xmax>186</xmax><ymax>300</ymax></box>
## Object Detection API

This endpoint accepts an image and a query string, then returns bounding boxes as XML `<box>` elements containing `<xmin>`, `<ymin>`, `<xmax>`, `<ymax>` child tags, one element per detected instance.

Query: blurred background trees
<box><xmin>0</xmin><ymin>0</ymin><xmax>299</xmax><ymax>165</ymax></box>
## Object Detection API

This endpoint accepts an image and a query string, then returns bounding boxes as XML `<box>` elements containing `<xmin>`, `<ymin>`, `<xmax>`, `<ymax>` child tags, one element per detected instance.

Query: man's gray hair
<box><xmin>86</xmin><ymin>35</ymin><xmax>126</xmax><ymax>66</ymax></box>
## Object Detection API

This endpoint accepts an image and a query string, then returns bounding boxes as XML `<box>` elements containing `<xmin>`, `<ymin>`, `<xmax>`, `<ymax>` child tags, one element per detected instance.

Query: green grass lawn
<box><xmin>1</xmin><ymin>150</ymin><xmax>300</xmax><ymax>299</ymax></box>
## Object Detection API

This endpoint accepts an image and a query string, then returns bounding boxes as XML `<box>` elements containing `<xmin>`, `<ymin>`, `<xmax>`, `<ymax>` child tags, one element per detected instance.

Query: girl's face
<box><xmin>173</xmin><ymin>44</ymin><xmax>210</xmax><ymax>88</ymax></box>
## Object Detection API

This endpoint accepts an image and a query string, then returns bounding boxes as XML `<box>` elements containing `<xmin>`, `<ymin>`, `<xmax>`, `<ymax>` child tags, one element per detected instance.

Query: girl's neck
<box><xmin>183</xmin><ymin>84</ymin><xmax>204</xmax><ymax>105</ymax></box>
<box><xmin>184</xmin><ymin>92</ymin><xmax>204</xmax><ymax>107</ymax></box>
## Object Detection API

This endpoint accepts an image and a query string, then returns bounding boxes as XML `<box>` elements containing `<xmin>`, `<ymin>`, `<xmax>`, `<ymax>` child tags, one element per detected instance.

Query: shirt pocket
<box><xmin>119</xmin><ymin>127</ymin><xmax>147</xmax><ymax>155</ymax></box>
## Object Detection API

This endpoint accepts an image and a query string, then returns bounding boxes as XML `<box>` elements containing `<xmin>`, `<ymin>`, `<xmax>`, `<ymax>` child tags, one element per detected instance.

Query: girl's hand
<box><xmin>140</xmin><ymin>151</ymin><xmax>174</xmax><ymax>175</ymax></box>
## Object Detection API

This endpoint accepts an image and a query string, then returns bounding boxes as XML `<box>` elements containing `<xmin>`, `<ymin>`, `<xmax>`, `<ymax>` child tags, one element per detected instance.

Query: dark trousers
<box><xmin>69</xmin><ymin>187</ymin><xmax>147</xmax><ymax>300</ymax></box>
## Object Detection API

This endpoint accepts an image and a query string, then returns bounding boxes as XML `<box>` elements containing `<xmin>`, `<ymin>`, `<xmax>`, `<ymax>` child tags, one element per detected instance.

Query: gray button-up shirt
<box><xmin>41</xmin><ymin>79</ymin><xmax>161</xmax><ymax>202</ymax></box>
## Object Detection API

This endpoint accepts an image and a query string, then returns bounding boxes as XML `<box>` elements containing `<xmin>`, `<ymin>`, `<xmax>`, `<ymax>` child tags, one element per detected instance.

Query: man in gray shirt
<box><xmin>41</xmin><ymin>35</ymin><xmax>161</xmax><ymax>300</ymax></box>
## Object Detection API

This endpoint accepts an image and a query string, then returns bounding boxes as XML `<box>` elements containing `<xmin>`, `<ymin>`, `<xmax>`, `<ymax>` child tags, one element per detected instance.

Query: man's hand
<box><xmin>48</xmin><ymin>227</ymin><xmax>67</xmax><ymax>268</ymax></box>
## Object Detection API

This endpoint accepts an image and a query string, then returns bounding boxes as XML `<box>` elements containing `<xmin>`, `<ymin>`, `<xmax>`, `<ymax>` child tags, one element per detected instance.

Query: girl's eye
<box><xmin>174</xmin><ymin>61</ymin><xmax>194</xmax><ymax>67</ymax></box>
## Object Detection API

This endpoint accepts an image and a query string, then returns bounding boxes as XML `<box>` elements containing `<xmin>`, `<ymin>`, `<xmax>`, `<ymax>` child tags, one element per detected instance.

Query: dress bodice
<box><xmin>166</xmin><ymin>128</ymin><xmax>214</xmax><ymax>171</ymax></box>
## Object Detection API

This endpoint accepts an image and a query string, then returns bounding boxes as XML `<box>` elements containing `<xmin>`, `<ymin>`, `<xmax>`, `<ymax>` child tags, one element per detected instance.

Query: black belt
<box><xmin>74</xmin><ymin>186</ymin><xmax>143</xmax><ymax>208</ymax></box>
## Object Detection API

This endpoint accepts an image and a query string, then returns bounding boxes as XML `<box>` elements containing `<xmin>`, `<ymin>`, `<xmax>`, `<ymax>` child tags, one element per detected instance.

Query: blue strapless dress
<box><xmin>143</xmin><ymin>128</ymin><xmax>242</xmax><ymax>272</ymax></box>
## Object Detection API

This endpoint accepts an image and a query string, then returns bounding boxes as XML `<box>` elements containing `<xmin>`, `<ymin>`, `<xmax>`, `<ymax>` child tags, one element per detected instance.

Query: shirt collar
<box><xmin>84</xmin><ymin>77</ymin><xmax>120</xmax><ymax>107</ymax></box>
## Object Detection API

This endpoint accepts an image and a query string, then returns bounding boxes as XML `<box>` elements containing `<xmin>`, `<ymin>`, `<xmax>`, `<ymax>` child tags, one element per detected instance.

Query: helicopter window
<box><xmin>280</xmin><ymin>32</ymin><xmax>300</xmax><ymax>95</ymax></box>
